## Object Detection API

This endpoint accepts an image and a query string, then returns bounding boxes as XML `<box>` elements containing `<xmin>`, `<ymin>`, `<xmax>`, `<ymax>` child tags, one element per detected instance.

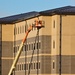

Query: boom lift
<box><xmin>8</xmin><ymin>19</ymin><xmax>44</xmax><ymax>75</ymax></box>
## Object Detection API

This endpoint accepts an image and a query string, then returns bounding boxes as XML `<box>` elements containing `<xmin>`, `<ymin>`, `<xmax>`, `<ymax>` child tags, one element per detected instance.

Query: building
<box><xmin>0</xmin><ymin>6</ymin><xmax>75</xmax><ymax>75</ymax></box>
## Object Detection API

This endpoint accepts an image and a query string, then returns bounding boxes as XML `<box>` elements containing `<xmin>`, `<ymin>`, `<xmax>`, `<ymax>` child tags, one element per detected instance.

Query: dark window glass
<box><xmin>14</xmin><ymin>27</ymin><xmax>17</xmax><ymax>35</ymax></box>
<box><xmin>29</xmin><ymin>44</ymin><xmax>30</xmax><ymax>50</ymax></box>
<box><xmin>53</xmin><ymin>20</ymin><xmax>55</xmax><ymax>28</ymax></box>
<box><xmin>14</xmin><ymin>28</ymin><xmax>15</xmax><ymax>35</ymax></box>
<box><xmin>31</xmin><ymin>63</ymin><xmax>33</xmax><ymax>69</ymax></box>
<box><xmin>24</xmin><ymin>64</ymin><xmax>26</xmax><ymax>70</ymax></box>
<box><xmin>22</xmin><ymin>26</ymin><xmax>24</xmax><ymax>33</ymax></box>
<box><xmin>33</xmin><ymin>43</ymin><xmax>35</xmax><ymax>50</ymax></box>
<box><xmin>23</xmin><ymin>46</ymin><xmax>24</xmax><ymax>51</ymax></box>
<box><xmin>26</xmin><ymin>44</ymin><xmax>28</xmax><ymax>51</ymax></box>
<box><xmin>0</xmin><ymin>42</ymin><xmax>1</xmax><ymax>45</ymax></box>
<box><xmin>31</xmin><ymin>44</ymin><xmax>33</xmax><ymax>50</ymax></box>
<box><xmin>16</xmin><ymin>27</ymin><xmax>17</xmax><ymax>34</ymax></box>
<box><xmin>26</xmin><ymin>64</ymin><xmax>28</xmax><ymax>70</ymax></box>
<box><xmin>25</xmin><ymin>25</ymin><xmax>26</xmax><ymax>32</ymax></box>
<box><xmin>20</xmin><ymin>64</ymin><xmax>21</xmax><ymax>70</ymax></box>
<box><xmin>24</xmin><ymin>45</ymin><xmax>26</xmax><ymax>51</ymax></box>
<box><xmin>18</xmin><ymin>27</ymin><xmax>19</xmax><ymax>34</ymax></box>
<box><xmin>36</xmin><ymin>62</ymin><xmax>38</xmax><ymax>69</ymax></box>
<box><xmin>39</xmin><ymin>42</ymin><xmax>41</xmax><ymax>49</ymax></box>
<box><xmin>53</xmin><ymin>41</ymin><xmax>55</xmax><ymax>49</ymax></box>
<box><xmin>20</xmin><ymin>26</ymin><xmax>21</xmax><ymax>33</ymax></box>
<box><xmin>53</xmin><ymin>62</ymin><xmax>55</xmax><ymax>69</ymax></box>
<box><xmin>39</xmin><ymin>62</ymin><xmax>40</xmax><ymax>69</ymax></box>
<box><xmin>22</xmin><ymin>64</ymin><xmax>24</xmax><ymax>70</ymax></box>
<box><xmin>25</xmin><ymin>24</ymin><xmax>28</xmax><ymax>32</ymax></box>
<box><xmin>37</xmin><ymin>43</ymin><xmax>38</xmax><ymax>49</ymax></box>
<box><xmin>18</xmin><ymin>65</ymin><xmax>19</xmax><ymax>71</ymax></box>
<box><xmin>34</xmin><ymin>63</ymin><xmax>35</xmax><ymax>69</ymax></box>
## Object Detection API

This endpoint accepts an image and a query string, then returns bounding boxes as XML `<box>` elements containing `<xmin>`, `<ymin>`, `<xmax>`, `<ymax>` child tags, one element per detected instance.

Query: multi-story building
<box><xmin>0</xmin><ymin>6</ymin><xmax>75</xmax><ymax>75</ymax></box>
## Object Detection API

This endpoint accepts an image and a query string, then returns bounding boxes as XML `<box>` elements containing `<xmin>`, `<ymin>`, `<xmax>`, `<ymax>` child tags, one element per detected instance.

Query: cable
<box><xmin>24</xmin><ymin>40</ymin><xmax>27</xmax><ymax>75</ymax></box>
<box><xmin>28</xmin><ymin>29</ymin><xmax>39</xmax><ymax>75</ymax></box>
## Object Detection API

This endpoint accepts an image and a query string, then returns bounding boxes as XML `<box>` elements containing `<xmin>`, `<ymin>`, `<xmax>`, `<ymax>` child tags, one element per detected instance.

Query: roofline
<box><xmin>0</xmin><ymin>14</ymin><xmax>41</xmax><ymax>24</ymax></box>
<box><xmin>1</xmin><ymin>13</ymin><xmax>75</xmax><ymax>24</ymax></box>
<box><xmin>12</xmin><ymin>14</ymin><xmax>41</xmax><ymax>24</ymax></box>
<box><xmin>1</xmin><ymin>6</ymin><xmax>75</xmax><ymax>24</ymax></box>
<box><xmin>40</xmin><ymin>12</ymin><xmax>75</xmax><ymax>16</ymax></box>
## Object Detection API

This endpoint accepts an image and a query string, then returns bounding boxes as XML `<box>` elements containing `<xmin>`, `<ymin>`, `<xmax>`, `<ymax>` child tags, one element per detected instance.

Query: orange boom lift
<box><xmin>8</xmin><ymin>19</ymin><xmax>44</xmax><ymax>75</ymax></box>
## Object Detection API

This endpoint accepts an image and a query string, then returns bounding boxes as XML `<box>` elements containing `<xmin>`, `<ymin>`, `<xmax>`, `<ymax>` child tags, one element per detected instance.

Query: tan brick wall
<box><xmin>2</xmin><ymin>24</ymin><xmax>14</xmax><ymax>41</ymax></box>
<box><xmin>15</xmin><ymin>16</ymin><xmax>52</xmax><ymax>41</ymax></box>
<box><xmin>62</xmin><ymin>15</ymin><xmax>75</xmax><ymax>55</ymax></box>
<box><xmin>51</xmin><ymin>15</ymin><xmax>60</xmax><ymax>55</ymax></box>
<box><xmin>50</xmin><ymin>15</ymin><xmax>75</xmax><ymax>75</ymax></box>
<box><xmin>2</xmin><ymin>24</ymin><xmax>14</xmax><ymax>75</ymax></box>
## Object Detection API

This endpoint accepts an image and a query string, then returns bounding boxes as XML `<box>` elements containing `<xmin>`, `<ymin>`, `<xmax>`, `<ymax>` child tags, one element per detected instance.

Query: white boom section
<box><xmin>8</xmin><ymin>26</ymin><xmax>32</xmax><ymax>75</ymax></box>
<box><xmin>8</xmin><ymin>42</ymin><xmax>24</xmax><ymax>75</ymax></box>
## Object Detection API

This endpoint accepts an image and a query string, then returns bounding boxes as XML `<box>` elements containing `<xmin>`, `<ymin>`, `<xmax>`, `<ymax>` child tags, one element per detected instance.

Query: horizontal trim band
<box><xmin>1</xmin><ymin>57</ymin><xmax>13</xmax><ymax>60</ymax></box>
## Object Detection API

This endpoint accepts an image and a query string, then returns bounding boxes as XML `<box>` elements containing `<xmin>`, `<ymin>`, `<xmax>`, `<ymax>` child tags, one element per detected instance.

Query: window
<box><xmin>37</xmin><ymin>43</ymin><xmax>38</xmax><ymax>49</ymax></box>
<box><xmin>26</xmin><ymin>64</ymin><xmax>28</xmax><ymax>70</ymax></box>
<box><xmin>14</xmin><ymin>46</ymin><xmax>17</xmax><ymax>53</ymax></box>
<box><xmin>25</xmin><ymin>25</ymin><xmax>26</xmax><ymax>32</ymax></box>
<box><xmin>36</xmin><ymin>62</ymin><xmax>41</xmax><ymax>69</ymax></box>
<box><xmin>26</xmin><ymin>44</ymin><xmax>28</xmax><ymax>51</ymax></box>
<box><xmin>29</xmin><ymin>44</ymin><xmax>30</xmax><ymax>50</ymax></box>
<box><xmin>38</xmin><ymin>62</ymin><xmax>40</xmax><ymax>69</ymax></box>
<box><xmin>31</xmin><ymin>23</ymin><xmax>35</xmax><ymax>30</ymax></box>
<box><xmin>25</xmin><ymin>24</ymin><xmax>28</xmax><ymax>32</ymax></box>
<box><xmin>15</xmin><ymin>27</ymin><xmax>17</xmax><ymax>34</ymax></box>
<box><xmin>31</xmin><ymin>63</ymin><xmax>33</xmax><ymax>69</ymax></box>
<box><xmin>33</xmin><ymin>43</ymin><xmax>35</xmax><ymax>50</ymax></box>
<box><xmin>24</xmin><ymin>45</ymin><xmax>26</xmax><ymax>51</ymax></box>
<box><xmin>24</xmin><ymin>64</ymin><xmax>26</xmax><ymax>70</ymax></box>
<box><xmin>18</xmin><ymin>65</ymin><xmax>19</xmax><ymax>71</ymax></box>
<box><xmin>0</xmin><ymin>42</ymin><xmax>1</xmax><ymax>45</ymax></box>
<box><xmin>53</xmin><ymin>20</ymin><xmax>55</xmax><ymax>28</ymax></box>
<box><xmin>39</xmin><ymin>42</ymin><xmax>41</xmax><ymax>49</ymax></box>
<box><xmin>18</xmin><ymin>27</ymin><xmax>19</xmax><ymax>34</ymax></box>
<box><xmin>14</xmin><ymin>28</ymin><xmax>15</xmax><ymax>35</ymax></box>
<box><xmin>34</xmin><ymin>27</ymin><xmax>36</xmax><ymax>30</ymax></box>
<box><xmin>0</xmin><ymin>35</ymin><xmax>1</xmax><ymax>40</ymax></box>
<box><xmin>34</xmin><ymin>63</ymin><xmax>35</xmax><ymax>69</ymax></box>
<box><xmin>20</xmin><ymin>26</ymin><xmax>21</xmax><ymax>33</ymax></box>
<box><xmin>14</xmin><ymin>26</ymin><xmax>17</xmax><ymax>35</ymax></box>
<box><xmin>15</xmin><ymin>65</ymin><xmax>17</xmax><ymax>71</ymax></box>
<box><xmin>23</xmin><ymin>44</ymin><xmax>28</xmax><ymax>51</ymax></box>
<box><xmin>0</xmin><ymin>25</ymin><xmax>1</xmax><ymax>32</ymax></box>
<box><xmin>53</xmin><ymin>40</ymin><xmax>55</xmax><ymax>49</ymax></box>
<box><xmin>22</xmin><ymin>26</ymin><xmax>23</xmax><ymax>33</ymax></box>
<box><xmin>14</xmin><ymin>47</ymin><xmax>15</xmax><ymax>53</ymax></box>
<box><xmin>23</xmin><ymin>46</ymin><xmax>25</xmax><ymax>51</ymax></box>
<box><xmin>22</xmin><ymin>42</ymin><xmax>41</xmax><ymax>51</ymax></box>
<box><xmin>22</xmin><ymin>64</ymin><xmax>24</xmax><ymax>70</ymax></box>
<box><xmin>31</xmin><ymin>43</ymin><xmax>33</xmax><ymax>50</ymax></box>
<box><xmin>36</xmin><ymin>42</ymin><xmax>41</xmax><ymax>49</ymax></box>
<box><xmin>20</xmin><ymin>64</ymin><xmax>21</xmax><ymax>70</ymax></box>
<box><xmin>17</xmin><ymin>46</ymin><xmax>19</xmax><ymax>51</ymax></box>
<box><xmin>53</xmin><ymin>61</ymin><xmax>55</xmax><ymax>69</ymax></box>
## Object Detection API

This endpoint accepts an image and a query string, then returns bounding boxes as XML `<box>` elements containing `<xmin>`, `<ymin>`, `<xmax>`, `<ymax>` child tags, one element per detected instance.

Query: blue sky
<box><xmin>0</xmin><ymin>0</ymin><xmax>75</xmax><ymax>18</ymax></box>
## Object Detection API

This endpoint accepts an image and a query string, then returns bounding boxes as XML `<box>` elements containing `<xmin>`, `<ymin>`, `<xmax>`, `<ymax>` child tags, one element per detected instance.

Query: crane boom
<box><xmin>8</xmin><ymin>26</ymin><xmax>32</xmax><ymax>75</ymax></box>
<box><xmin>8</xmin><ymin>19</ymin><xmax>44</xmax><ymax>75</ymax></box>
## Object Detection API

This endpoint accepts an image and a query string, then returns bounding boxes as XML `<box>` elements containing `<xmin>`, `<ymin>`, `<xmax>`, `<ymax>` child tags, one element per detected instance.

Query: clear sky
<box><xmin>0</xmin><ymin>0</ymin><xmax>75</xmax><ymax>18</ymax></box>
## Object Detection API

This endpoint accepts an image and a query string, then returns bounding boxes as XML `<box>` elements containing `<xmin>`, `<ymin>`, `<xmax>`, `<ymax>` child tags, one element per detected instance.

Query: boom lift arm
<box><xmin>8</xmin><ymin>26</ymin><xmax>32</xmax><ymax>75</ymax></box>
<box><xmin>8</xmin><ymin>19</ymin><xmax>44</xmax><ymax>75</ymax></box>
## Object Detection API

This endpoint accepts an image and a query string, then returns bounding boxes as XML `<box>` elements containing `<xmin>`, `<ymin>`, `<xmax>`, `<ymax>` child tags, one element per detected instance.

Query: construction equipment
<box><xmin>8</xmin><ymin>19</ymin><xmax>44</xmax><ymax>75</ymax></box>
